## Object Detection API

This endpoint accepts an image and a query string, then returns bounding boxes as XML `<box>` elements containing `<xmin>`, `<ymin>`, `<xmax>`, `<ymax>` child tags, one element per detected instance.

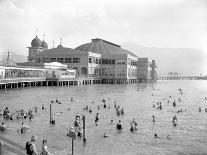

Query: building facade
<box><xmin>27</xmin><ymin>36</ymin><xmax>157</xmax><ymax>83</ymax></box>
<box><xmin>137</xmin><ymin>58</ymin><xmax>157</xmax><ymax>82</ymax></box>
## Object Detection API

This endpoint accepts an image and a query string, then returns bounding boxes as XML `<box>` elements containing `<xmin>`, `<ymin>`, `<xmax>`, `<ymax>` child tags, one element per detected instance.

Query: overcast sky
<box><xmin>0</xmin><ymin>0</ymin><xmax>206</xmax><ymax>74</ymax></box>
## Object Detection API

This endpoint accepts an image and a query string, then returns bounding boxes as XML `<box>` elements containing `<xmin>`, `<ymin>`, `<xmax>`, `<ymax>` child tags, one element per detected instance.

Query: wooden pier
<box><xmin>158</xmin><ymin>76</ymin><xmax>199</xmax><ymax>80</ymax></box>
<box><xmin>0</xmin><ymin>77</ymin><xmax>140</xmax><ymax>90</ymax></box>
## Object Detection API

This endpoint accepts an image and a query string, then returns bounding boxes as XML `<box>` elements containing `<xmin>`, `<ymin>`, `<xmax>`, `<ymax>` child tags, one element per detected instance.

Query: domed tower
<box><xmin>28</xmin><ymin>36</ymin><xmax>45</xmax><ymax>62</ymax></box>
<box><xmin>41</xmin><ymin>40</ymin><xmax>48</xmax><ymax>49</ymax></box>
<box><xmin>57</xmin><ymin>38</ymin><xmax>63</xmax><ymax>48</ymax></box>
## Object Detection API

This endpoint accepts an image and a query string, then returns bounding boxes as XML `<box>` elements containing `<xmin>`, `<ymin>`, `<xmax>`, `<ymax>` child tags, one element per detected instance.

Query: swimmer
<box><xmin>110</xmin><ymin>120</ymin><xmax>114</xmax><ymax>124</ymax></box>
<box><xmin>95</xmin><ymin>113</ymin><xmax>99</xmax><ymax>125</ymax></box>
<box><xmin>0</xmin><ymin>122</ymin><xmax>6</xmax><ymax>132</ymax></box>
<box><xmin>104</xmin><ymin>131</ymin><xmax>110</xmax><ymax>138</ymax></box>
<box><xmin>199</xmin><ymin>107</ymin><xmax>201</xmax><ymax>112</ymax></box>
<box><xmin>152</xmin><ymin>115</ymin><xmax>155</xmax><ymax>122</ymax></box>
<box><xmin>19</xmin><ymin>122</ymin><xmax>30</xmax><ymax>133</ymax></box>
<box><xmin>154</xmin><ymin>133</ymin><xmax>158</xmax><ymax>138</ymax></box>
<box><xmin>116</xmin><ymin>120</ymin><xmax>123</xmax><ymax>130</ymax></box>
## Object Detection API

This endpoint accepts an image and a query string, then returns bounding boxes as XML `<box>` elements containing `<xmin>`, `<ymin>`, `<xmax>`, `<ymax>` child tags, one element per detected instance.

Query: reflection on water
<box><xmin>0</xmin><ymin>80</ymin><xmax>207</xmax><ymax>155</ymax></box>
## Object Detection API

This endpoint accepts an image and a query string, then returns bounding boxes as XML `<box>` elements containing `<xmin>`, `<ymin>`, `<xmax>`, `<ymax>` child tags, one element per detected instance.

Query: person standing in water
<box><xmin>25</xmin><ymin>136</ymin><xmax>38</xmax><ymax>155</ymax></box>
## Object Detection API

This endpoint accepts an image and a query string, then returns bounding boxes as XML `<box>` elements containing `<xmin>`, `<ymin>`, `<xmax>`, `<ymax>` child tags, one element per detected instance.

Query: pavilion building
<box><xmin>26</xmin><ymin>36</ymin><xmax>157</xmax><ymax>83</ymax></box>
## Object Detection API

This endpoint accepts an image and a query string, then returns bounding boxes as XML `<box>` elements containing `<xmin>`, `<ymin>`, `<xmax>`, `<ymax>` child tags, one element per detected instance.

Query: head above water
<box><xmin>31</xmin><ymin>135</ymin><xmax>37</xmax><ymax>142</ymax></box>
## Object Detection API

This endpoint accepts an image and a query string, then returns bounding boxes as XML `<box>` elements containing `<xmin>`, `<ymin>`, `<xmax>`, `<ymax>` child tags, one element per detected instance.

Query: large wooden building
<box><xmin>27</xmin><ymin>36</ymin><xmax>157</xmax><ymax>83</ymax></box>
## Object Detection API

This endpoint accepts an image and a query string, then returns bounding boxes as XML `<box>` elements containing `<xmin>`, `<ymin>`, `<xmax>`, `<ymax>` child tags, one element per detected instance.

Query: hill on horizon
<box><xmin>0</xmin><ymin>52</ymin><xmax>27</xmax><ymax>64</ymax></box>
<box><xmin>121</xmin><ymin>42</ymin><xmax>205</xmax><ymax>76</ymax></box>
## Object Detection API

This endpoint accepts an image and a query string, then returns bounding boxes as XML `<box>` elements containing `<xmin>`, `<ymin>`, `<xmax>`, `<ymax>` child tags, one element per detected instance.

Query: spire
<box><xmin>60</xmin><ymin>38</ymin><xmax>62</xmax><ymax>45</ymax></box>
<box><xmin>35</xmin><ymin>28</ymin><xmax>38</xmax><ymax>36</ymax></box>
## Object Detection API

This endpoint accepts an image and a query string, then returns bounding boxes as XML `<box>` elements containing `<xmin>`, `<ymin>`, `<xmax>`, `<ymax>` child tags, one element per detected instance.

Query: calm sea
<box><xmin>0</xmin><ymin>80</ymin><xmax>207</xmax><ymax>155</ymax></box>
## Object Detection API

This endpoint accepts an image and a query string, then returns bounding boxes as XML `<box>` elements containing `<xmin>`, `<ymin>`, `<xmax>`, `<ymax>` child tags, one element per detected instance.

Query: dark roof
<box><xmin>36</xmin><ymin>47</ymin><xmax>88</xmax><ymax>57</ymax></box>
<box><xmin>75</xmin><ymin>38</ymin><xmax>137</xmax><ymax>57</ymax></box>
<box><xmin>31</xmin><ymin>36</ymin><xmax>42</xmax><ymax>47</ymax></box>
<box><xmin>41</xmin><ymin>40</ymin><xmax>48</xmax><ymax>49</ymax></box>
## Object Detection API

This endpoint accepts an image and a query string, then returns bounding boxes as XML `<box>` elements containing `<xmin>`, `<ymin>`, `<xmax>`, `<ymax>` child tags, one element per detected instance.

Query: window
<box><xmin>89</xmin><ymin>57</ymin><xmax>92</xmax><ymax>63</ymax></box>
<box><xmin>42</xmin><ymin>58</ymin><xmax>49</xmax><ymax>62</ymax></box>
<box><xmin>73</xmin><ymin>57</ymin><xmax>80</xmax><ymax>63</ymax></box>
<box><xmin>65</xmin><ymin>58</ymin><xmax>72</xmax><ymax>63</ymax></box>
<box><xmin>57</xmin><ymin>58</ymin><xmax>64</xmax><ymax>63</ymax></box>
<box><xmin>50</xmin><ymin>58</ymin><xmax>56</xmax><ymax>62</ymax></box>
<box><xmin>95</xmin><ymin>58</ymin><xmax>99</xmax><ymax>64</ymax></box>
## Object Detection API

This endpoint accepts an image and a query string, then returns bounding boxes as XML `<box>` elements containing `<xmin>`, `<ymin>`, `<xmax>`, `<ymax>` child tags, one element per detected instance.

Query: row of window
<box><xmin>37</xmin><ymin>57</ymin><xmax>80</xmax><ymax>63</ymax></box>
<box><xmin>37</xmin><ymin>57</ymin><xmax>138</xmax><ymax>66</ymax></box>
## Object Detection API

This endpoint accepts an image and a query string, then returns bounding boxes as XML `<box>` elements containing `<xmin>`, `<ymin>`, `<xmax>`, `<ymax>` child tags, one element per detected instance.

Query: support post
<box><xmin>50</xmin><ymin>104</ymin><xmax>52</xmax><ymax>124</ymax></box>
<box><xmin>72</xmin><ymin>139</ymin><xmax>74</xmax><ymax>155</ymax></box>
<box><xmin>83</xmin><ymin>115</ymin><xmax>86</xmax><ymax>143</ymax></box>
<box><xmin>0</xmin><ymin>141</ymin><xmax>4</xmax><ymax>155</ymax></box>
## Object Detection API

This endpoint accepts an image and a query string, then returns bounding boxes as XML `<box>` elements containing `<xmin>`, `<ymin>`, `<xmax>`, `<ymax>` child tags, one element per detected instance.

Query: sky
<box><xmin>0</xmin><ymin>0</ymin><xmax>206</xmax><ymax>74</ymax></box>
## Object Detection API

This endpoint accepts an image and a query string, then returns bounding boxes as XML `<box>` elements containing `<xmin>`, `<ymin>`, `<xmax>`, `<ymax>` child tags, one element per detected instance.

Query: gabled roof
<box><xmin>75</xmin><ymin>38</ymin><xmax>138</xmax><ymax>57</ymax></box>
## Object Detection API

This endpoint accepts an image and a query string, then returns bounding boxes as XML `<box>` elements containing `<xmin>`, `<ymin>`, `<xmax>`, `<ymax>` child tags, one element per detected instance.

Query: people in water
<box><xmin>173</xmin><ymin>100</ymin><xmax>176</xmax><ymax>107</ymax></box>
<box><xmin>121</xmin><ymin>108</ymin><xmax>124</xmax><ymax>115</ymax></box>
<box><xmin>55</xmin><ymin>98</ymin><xmax>62</xmax><ymax>104</ymax></box>
<box><xmin>0</xmin><ymin>122</ymin><xmax>7</xmax><ymax>132</ymax></box>
<box><xmin>95</xmin><ymin>113</ymin><xmax>99</xmax><ymax>125</ymax></box>
<box><xmin>39</xmin><ymin>140</ymin><xmax>50</xmax><ymax>155</ymax></box>
<box><xmin>116</xmin><ymin>120</ymin><xmax>123</xmax><ymax>130</ymax></box>
<box><xmin>20</xmin><ymin>122</ymin><xmax>30</xmax><ymax>133</ymax></box>
<box><xmin>199</xmin><ymin>107</ymin><xmax>201</xmax><ymax>112</ymax></box>
<box><xmin>130</xmin><ymin>122</ymin><xmax>137</xmax><ymax>132</ymax></box>
<box><xmin>104</xmin><ymin>131</ymin><xmax>110</xmax><ymax>137</ymax></box>
<box><xmin>172</xmin><ymin>115</ymin><xmax>177</xmax><ymax>126</ymax></box>
<box><xmin>50</xmin><ymin>115</ymin><xmax>55</xmax><ymax>124</ymax></box>
<box><xmin>103</xmin><ymin>102</ymin><xmax>106</xmax><ymax>108</ymax></box>
<box><xmin>154</xmin><ymin>133</ymin><xmax>158</xmax><ymax>138</ymax></box>
<box><xmin>3</xmin><ymin>107</ymin><xmax>10</xmax><ymax>118</ymax></box>
<box><xmin>26</xmin><ymin>135</ymin><xmax>38</xmax><ymax>155</ymax></box>
<box><xmin>42</xmin><ymin>104</ymin><xmax>45</xmax><ymax>110</ymax></box>
<box><xmin>74</xmin><ymin>115</ymin><xmax>81</xmax><ymax>127</ymax></box>
<box><xmin>152</xmin><ymin>115</ymin><xmax>156</xmax><ymax>122</ymax></box>
<box><xmin>110</xmin><ymin>120</ymin><xmax>114</xmax><ymax>124</ymax></box>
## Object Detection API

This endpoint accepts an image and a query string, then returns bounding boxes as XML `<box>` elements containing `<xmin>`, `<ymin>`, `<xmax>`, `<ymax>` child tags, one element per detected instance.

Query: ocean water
<box><xmin>0</xmin><ymin>80</ymin><xmax>207</xmax><ymax>155</ymax></box>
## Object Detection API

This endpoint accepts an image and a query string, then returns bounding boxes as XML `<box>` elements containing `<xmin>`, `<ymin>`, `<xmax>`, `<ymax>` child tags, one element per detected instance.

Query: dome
<box><xmin>41</xmin><ymin>40</ymin><xmax>48</xmax><ymax>49</ymax></box>
<box><xmin>31</xmin><ymin>36</ymin><xmax>42</xmax><ymax>47</ymax></box>
<box><xmin>57</xmin><ymin>44</ymin><xmax>63</xmax><ymax>48</ymax></box>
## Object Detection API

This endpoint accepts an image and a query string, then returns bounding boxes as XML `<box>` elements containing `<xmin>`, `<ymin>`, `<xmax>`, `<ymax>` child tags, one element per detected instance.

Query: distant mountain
<box><xmin>121</xmin><ymin>42</ymin><xmax>205</xmax><ymax>76</ymax></box>
<box><xmin>0</xmin><ymin>53</ymin><xmax>27</xmax><ymax>63</ymax></box>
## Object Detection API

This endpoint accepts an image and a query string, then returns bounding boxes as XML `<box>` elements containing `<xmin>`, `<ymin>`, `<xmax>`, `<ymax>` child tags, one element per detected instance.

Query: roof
<box><xmin>75</xmin><ymin>38</ymin><xmax>138</xmax><ymax>57</ymax></box>
<box><xmin>36</xmin><ymin>47</ymin><xmax>88</xmax><ymax>57</ymax></box>
<box><xmin>31</xmin><ymin>36</ymin><xmax>42</xmax><ymax>47</ymax></box>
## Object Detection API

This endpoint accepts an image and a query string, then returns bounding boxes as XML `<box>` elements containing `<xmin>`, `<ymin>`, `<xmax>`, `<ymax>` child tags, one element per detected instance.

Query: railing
<box><xmin>0</xmin><ymin>77</ymin><xmax>46</xmax><ymax>83</ymax></box>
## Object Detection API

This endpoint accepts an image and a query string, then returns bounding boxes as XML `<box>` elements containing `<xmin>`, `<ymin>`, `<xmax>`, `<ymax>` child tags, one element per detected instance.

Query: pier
<box><xmin>158</xmin><ymin>76</ymin><xmax>199</xmax><ymax>80</ymax></box>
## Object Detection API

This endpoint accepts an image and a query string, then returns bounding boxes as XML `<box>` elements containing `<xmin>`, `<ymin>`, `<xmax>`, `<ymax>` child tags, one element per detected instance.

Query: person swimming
<box><xmin>95</xmin><ymin>113</ymin><xmax>99</xmax><ymax>125</ymax></box>
<box><xmin>152</xmin><ymin>115</ymin><xmax>156</xmax><ymax>122</ymax></box>
<box><xmin>116</xmin><ymin>120</ymin><xmax>123</xmax><ymax>130</ymax></box>
<box><xmin>0</xmin><ymin>122</ymin><xmax>6</xmax><ymax>132</ymax></box>
<box><xmin>20</xmin><ymin>122</ymin><xmax>30</xmax><ymax>133</ymax></box>
<box><xmin>104</xmin><ymin>131</ymin><xmax>110</xmax><ymax>137</ymax></box>
<box><xmin>154</xmin><ymin>133</ymin><xmax>158</xmax><ymax>138</ymax></box>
